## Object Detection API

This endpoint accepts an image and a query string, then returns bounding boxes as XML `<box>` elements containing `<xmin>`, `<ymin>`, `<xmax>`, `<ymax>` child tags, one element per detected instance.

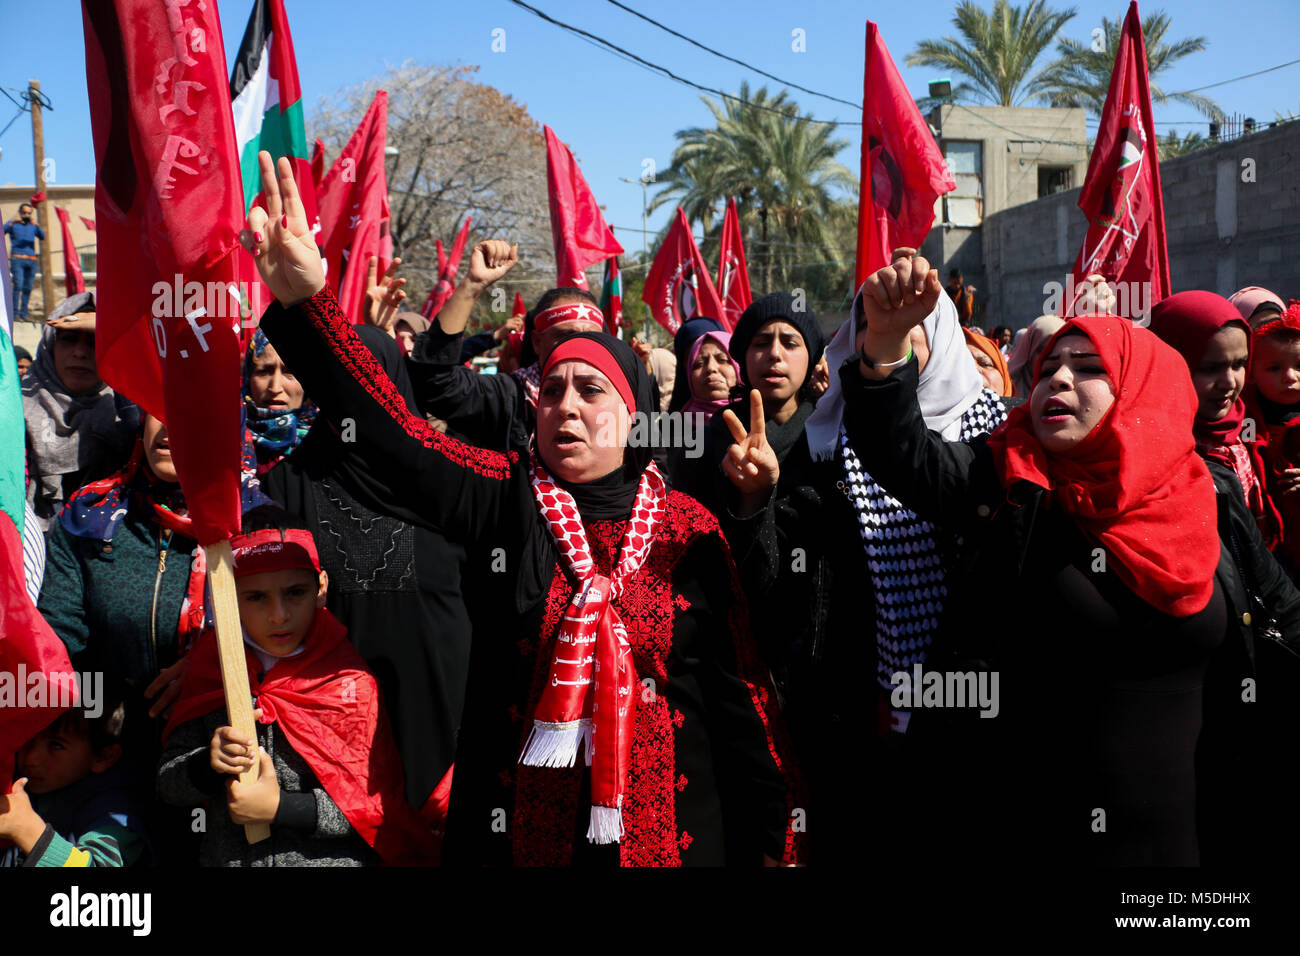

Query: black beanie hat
<box><xmin>729</xmin><ymin>291</ymin><xmax>826</xmax><ymax>386</ymax></box>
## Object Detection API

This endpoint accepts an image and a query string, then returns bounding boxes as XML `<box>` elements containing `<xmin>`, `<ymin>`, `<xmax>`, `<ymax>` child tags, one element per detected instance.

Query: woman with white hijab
<box><xmin>806</xmin><ymin>279</ymin><xmax>1007</xmax><ymax>736</ymax></box>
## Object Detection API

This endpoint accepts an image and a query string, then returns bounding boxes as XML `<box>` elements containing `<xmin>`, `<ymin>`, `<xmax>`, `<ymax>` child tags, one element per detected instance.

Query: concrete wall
<box><xmin>974</xmin><ymin>119</ymin><xmax>1300</xmax><ymax>329</ymax></box>
<box><xmin>922</xmin><ymin>105</ymin><xmax>1089</xmax><ymax>325</ymax></box>
<box><xmin>929</xmin><ymin>104</ymin><xmax>1090</xmax><ymax>217</ymax></box>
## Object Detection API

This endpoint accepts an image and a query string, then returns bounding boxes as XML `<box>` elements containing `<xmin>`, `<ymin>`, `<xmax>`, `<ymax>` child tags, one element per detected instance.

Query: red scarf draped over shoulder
<box><xmin>162</xmin><ymin>609</ymin><xmax>437</xmax><ymax>865</ymax></box>
<box><xmin>986</xmin><ymin>315</ymin><xmax>1219</xmax><ymax>617</ymax></box>
<box><xmin>1149</xmin><ymin>289</ymin><xmax>1280</xmax><ymax>547</ymax></box>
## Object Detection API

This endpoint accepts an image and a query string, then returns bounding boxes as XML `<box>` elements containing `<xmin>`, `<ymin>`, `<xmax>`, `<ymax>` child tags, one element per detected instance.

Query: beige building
<box><xmin>2</xmin><ymin>184</ymin><xmax>97</xmax><ymax>344</ymax></box>
<box><xmin>918</xmin><ymin>105</ymin><xmax>1090</xmax><ymax>319</ymax></box>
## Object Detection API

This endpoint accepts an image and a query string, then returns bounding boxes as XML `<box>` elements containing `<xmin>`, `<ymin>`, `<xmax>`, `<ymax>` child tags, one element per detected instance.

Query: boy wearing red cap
<box><xmin>156</xmin><ymin>505</ymin><xmax>437</xmax><ymax>866</ymax></box>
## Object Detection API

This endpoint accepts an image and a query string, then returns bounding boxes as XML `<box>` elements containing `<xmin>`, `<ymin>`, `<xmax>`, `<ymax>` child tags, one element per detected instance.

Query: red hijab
<box><xmin>163</xmin><ymin>609</ymin><xmax>438</xmax><ymax>865</ymax></box>
<box><xmin>1149</xmin><ymin>290</ymin><xmax>1279</xmax><ymax>544</ymax></box>
<box><xmin>986</xmin><ymin>315</ymin><xmax>1219</xmax><ymax>617</ymax></box>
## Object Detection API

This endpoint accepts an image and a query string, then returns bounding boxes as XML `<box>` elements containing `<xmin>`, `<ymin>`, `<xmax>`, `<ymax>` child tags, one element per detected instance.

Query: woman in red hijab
<box><xmin>1149</xmin><ymin>290</ymin><xmax>1279</xmax><ymax>547</ymax></box>
<box><xmin>835</xmin><ymin>249</ymin><xmax>1300</xmax><ymax>868</ymax></box>
<box><xmin>237</xmin><ymin>152</ymin><xmax>803</xmax><ymax>867</ymax></box>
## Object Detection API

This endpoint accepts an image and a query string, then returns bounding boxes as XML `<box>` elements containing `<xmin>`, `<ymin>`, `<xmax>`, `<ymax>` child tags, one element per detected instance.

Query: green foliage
<box><xmin>648</xmin><ymin>82</ymin><xmax>858</xmax><ymax>312</ymax></box>
<box><xmin>1157</xmin><ymin>129</ymin><xmax>1210</xmax><ymax>161</ymax></box>
<box><xmin>905</xmin><ymin>0</ymin><xmax>1079</xmax><ymax>107</ymax></box>
<box><xmin>1039</xmin><ymin>8</ymin><xmax>1224</xmax><ymax>121</ymax></box>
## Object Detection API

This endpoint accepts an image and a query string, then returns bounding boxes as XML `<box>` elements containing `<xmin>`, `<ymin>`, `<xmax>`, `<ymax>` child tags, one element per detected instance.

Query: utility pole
<box><xmin>619</xmin><ymin>176</ymin><xmax>650</xmax><ymax>340</ymax></box>
<box><xmin>30</xmin><ymin>80</ymin><xmax>54</xmax><ymax>318</ymax></box>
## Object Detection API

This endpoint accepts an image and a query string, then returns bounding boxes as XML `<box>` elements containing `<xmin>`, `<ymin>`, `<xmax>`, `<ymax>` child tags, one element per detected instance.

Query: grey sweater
<box><xmin>157</xmin><ymin>706</ymin><xmax>379</xmax><ymax>867</ymax></box>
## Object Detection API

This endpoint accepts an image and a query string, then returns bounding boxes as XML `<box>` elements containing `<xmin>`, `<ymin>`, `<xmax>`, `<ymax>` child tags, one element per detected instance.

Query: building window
<box><xmin>943</xmin><ymin>141</ymin><xmax>983</xmax><ymax>226</ymax></box>
<box><xmin>80</xmin><ymin>251</ymin><xmax>96</xmax><ymax>277</ymax></box>
<box><xmin>1038</xmin><ymin>166</ymin><xmax>1072</xmax><ymax>197</ymax></box>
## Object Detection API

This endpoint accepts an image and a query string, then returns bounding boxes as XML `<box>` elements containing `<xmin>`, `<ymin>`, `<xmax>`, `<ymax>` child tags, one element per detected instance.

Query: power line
<box><xmin>602</xmin><ymin>0</ymin><xmax>861</xmax><ymax>110</ymax></box>
<box><xmin>1169</xmin><ymin>57</ymin><xmax>1300</xmax><ymax>96</ymax></box>
<box><xmin>951</xmin><ymin>103</ymin><xmax>1087</xmax><ymax>146</ymax></box>
<box><xmin>505</xmin><ymin>0</ymin><xmax>860</xmax><ymax>126</ymax></box>
<box><xmin>1076</xmin><ymin>57</ymin><xmax>1300</xmax><ymax>126</ymax></box>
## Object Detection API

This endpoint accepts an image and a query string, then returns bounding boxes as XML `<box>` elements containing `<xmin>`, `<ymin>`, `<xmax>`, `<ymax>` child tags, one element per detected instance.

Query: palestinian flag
<box><xmin>599</xmin><ymin>255</ymin><xmax>623</xmax><ymax>337</ymax></box>
<box><xmin>230</xmin><ymin>0</ymin><xmax>319</xmax><ymax>233</ymax></box>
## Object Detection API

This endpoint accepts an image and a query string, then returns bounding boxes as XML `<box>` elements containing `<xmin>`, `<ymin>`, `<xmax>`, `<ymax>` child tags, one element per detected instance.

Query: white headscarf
<box><xmin>806</xmin><ymin>283</ymin><xmax>984</xmax><ymax>461</ymax></box>
<box><xmin>1006</xmin><ymin>314</ymin><xmax>1066</xmax><ymax>399</ymax></box>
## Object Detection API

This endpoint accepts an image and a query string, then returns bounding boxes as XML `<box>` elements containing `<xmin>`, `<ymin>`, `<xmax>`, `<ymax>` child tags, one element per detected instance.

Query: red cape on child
<box><xmin>163</xmin><ymin>608</ymin><xmax>438</xmax><ymax>866</ymax></box>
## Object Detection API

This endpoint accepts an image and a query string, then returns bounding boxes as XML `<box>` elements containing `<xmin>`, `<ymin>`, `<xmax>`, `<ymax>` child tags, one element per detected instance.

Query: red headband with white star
<box><xmin>533</xmin><ymin>301</ymin><xmax>605</xmax><ymax>333</ymax></box>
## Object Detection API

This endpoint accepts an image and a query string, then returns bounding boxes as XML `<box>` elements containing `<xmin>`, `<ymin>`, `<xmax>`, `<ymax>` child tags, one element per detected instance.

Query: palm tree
<box><xmin>1039</xmin><ymin>9</ymin><xmax>1224</xmax><ymax>121</ymax></box>
<box><xmin>649</xmin><ymin>82</ymin><xmax>856</xmax><ymax>294</ymax></box>
<box><xmin>905</xmin><ymin>0</ymin><xmax>1078</xmax><ymax>106</ymax></box>
<box><xmin>1157</xmin><ymin>129</ymin><xmax>1209</xmax><ymax>160</ymax></box>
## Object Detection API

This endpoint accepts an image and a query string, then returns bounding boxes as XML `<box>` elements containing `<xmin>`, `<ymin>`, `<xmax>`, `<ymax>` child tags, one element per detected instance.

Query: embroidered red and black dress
<box><xmin>259</xmin><ymin>288</ymin><xmax>804</xmax><ymax>866</ymax></box>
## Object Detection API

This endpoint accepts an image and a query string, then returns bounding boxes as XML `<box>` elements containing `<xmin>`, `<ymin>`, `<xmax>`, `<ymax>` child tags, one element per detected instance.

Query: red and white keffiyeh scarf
<box><xmin>521</xmin><ymin>454</ymin><xmax>667</xmax><ymax>843</ymax></box>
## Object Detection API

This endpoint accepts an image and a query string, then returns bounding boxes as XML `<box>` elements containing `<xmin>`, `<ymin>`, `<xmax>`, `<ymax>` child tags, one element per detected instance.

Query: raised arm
<box><xmin>406</xmin><ymin>241</ymin><xmax>525</xmax><ymax>443</ymax></box>
<box><xmin>242</xmin><ymin>152</ymin><xmax>516</xmax><ymax>541</ymax></box>
<box><xmin>406</xmin><ymin>325</ymin><xmax>527</xmax><ymax>447</ymax></box>
<box><xmin>427</xmin><ymin>240</ymin><xmax>518</xmax><ymax>338</ymax></box>
<box><xmin>840</xmin><ymin>250</ymin><xmax>1002</xmax><ymax>528</ymax></box>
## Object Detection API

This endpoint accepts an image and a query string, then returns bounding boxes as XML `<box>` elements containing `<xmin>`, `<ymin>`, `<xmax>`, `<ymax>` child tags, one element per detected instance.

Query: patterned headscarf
<box><xmin>242</xmin><ymin>328</ymin><xmax>317</xmax><ymax>471</ymax></box>
<box><xmin>60</xmin><ymin>423</ymin><xmax>271</xmax><ymax>654</ymax></box>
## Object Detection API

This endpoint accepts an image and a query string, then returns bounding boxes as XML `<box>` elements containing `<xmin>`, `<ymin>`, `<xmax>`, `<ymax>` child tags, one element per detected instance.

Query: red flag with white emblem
<box><xmin>642</xmin><ymin>207</ymin><xmax>725</xmax><ymax>336</ymax></box>
<box><xmin>855</xmin><ymin>20</ymin><xmax>955</xmax><ymax>289</ymax></box>
<box><xmin>716</xmin><ymin>197</ymin><xmax>751</xmax><ymax>330</ymax></box>
<box><xmin>1066</xmin><ymin>1</ymin><xmax>1169</xmax><ymax>319</ymax></box>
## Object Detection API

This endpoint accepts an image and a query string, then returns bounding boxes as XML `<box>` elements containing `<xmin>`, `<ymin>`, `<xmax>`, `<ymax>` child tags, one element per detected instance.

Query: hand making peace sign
<box><xmin>239</xmin><ymin>151</ymin><xmax>326</xmax><ymax>308</ymax></box>
<box><xmin>720</xmin><ymin>389</ymin><xmax>780</xmax><ymax>500</ymax></box>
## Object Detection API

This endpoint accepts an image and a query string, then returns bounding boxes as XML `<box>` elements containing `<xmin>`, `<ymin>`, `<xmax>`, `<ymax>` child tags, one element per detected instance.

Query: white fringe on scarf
<box><xmin>587</xmin><ymin>804</ymin><xmax>625</xmax><ymax>844</ymax></box>
<box><xmin>519</xmin><ymin>719</ymin><xmax>592</xmax><ymax>768</ymax></box>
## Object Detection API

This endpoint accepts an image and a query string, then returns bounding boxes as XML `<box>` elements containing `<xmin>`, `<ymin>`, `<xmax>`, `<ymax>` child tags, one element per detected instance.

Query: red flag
<box><xmin>421</xmin><ymin>217</ymin><xmax>472</xmax><ymax>319</ymax></box>
<box><xmin>316</xmin><ymin>91</ymin><xmax>392</xmax><ymax>324</ymax></box>
<box><xmin>81</xmin><ymin>0</ymin><xmax>245</xmax><ymax>546</ymax></box>
<box><xmin>1</xmin><ymin>516</ymin><xmax>80</xmax><ymax>792</ymax></box>
<box><xmin>545</xmin><ymin>125</ymin><xmax>622</xmax><ymax>290</ymax></box>
<box><xmin>54</xmin><ymin>207</ymin><xmax>85</xmax><ymax>296</ymax></box>
<box><xmin>642</xmin><ymin>207</ymin><xmax>725</xmax><ymax>336</ymax></box>
<box><xmin>856</xmin><ymin>20</ymin><xmax>956</xmax><ymax>289</ymax></box>
<box><xmin>79</xmin><ymin>215</ymin><xmax>96</xmax><ymax>232</ymax></box>
<box><xmin>512</xmin><ymin>291</ymin><xmax>526</xmax><ymax>320</ymax></box>
<box><xmin>1066</xmin><ymin>1</ymin><xmax>1169</xmax><ymax>319</ymax></box>
<box><xmin>716</xmin><ymin>197</ymin><xmax>752</xmax><ymax>330</ymax></box>
<box><xmin>310</xmin><ymin>138</ymin><xmax>325</xmax><ymax>192</ymax></box>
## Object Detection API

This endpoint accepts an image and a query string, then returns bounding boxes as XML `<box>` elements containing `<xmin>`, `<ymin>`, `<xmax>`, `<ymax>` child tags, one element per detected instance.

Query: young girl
<box><xmin>1244</xmin><ymin>302</ymin><xmax>1300</xmax><ymax>572</ymax></box>
<box><xmin>1150</xmin><ymin>290</ymin><xmax>1279</xmax><ymax>547</ymax></box>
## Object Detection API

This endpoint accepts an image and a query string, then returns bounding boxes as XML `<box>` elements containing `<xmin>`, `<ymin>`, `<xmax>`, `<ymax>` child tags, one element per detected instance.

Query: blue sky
<box><xmin>2</xmin><ymin>0</ymin><xmax>1297</xmax><ymax>249</ymax></box>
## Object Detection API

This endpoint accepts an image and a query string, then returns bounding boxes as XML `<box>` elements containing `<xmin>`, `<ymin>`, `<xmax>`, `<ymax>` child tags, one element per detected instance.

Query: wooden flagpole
<box><xmin>204</xmin><ymin>539</ymin><xmax>270</xmax><ymax>844</ymax></box>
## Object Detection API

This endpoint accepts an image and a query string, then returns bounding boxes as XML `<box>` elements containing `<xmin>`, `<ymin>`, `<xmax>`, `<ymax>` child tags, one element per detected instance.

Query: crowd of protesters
<box><xmin>4</xmin><ymin>158</ymin><xmax>1300</xmax><ymax>869</ymax></box>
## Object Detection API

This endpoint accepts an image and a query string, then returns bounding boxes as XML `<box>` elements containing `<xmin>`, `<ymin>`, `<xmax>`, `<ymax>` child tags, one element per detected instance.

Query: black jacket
<box><xmin>674</xmin><ymin>399</ymin><xmax>870</xmax><ymax>867</ymax></box>
<box><xmin>839</xmin><ymin>356</ymin><xmax>1300</xmax><ymax>866</ymax></box>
